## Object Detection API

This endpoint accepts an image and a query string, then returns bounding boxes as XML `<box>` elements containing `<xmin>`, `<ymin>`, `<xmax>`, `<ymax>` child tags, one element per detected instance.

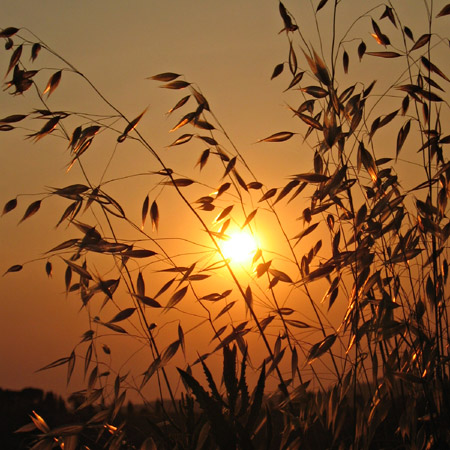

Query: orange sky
<box><xmin>1</xmin><ymin>1</ymin><xmax>448</xmax><ymax>401</ymax></box>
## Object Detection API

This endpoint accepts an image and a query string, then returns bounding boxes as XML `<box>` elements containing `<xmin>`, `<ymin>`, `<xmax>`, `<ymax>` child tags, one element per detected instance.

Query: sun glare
<box><xmin>221</xmin><ymin>230</ymin><xmax>258</xmax><ymax>266</ymax></box>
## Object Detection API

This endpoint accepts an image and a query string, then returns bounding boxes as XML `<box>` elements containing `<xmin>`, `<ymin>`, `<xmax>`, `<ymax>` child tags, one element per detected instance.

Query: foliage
<box><xmin>2</xmin><ymin>0</ymin><xmax>450</xmax><ymax>448</ymax></box>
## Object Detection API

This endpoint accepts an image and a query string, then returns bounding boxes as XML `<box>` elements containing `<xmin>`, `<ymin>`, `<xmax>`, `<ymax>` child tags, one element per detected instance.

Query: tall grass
<box><xmin>2</xmin><ymin>1</ymin><xmax>450</xmax><ymax>448</ymax></box>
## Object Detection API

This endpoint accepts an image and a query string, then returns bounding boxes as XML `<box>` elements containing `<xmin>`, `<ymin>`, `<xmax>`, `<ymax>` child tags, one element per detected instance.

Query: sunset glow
<box><xmin>221</xmin><ymin>230</ymin><xmax>258</xmax><ymax>266</ymax></box>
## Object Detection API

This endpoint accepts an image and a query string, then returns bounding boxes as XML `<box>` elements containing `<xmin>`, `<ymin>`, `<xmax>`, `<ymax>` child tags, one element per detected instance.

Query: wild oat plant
<box><xmin>2</xmin><ymin>1</ymin><xmax>450</xmax><ymax>449</ymax></box>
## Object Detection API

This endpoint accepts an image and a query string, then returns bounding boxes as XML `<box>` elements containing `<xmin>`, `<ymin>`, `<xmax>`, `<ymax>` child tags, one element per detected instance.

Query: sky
<box><xmin>0</xmin><ymin>0</ymin><xmax>300</xmax><ymax>400</ymax></box>
<box><xmin>1</xmin><ymin>0</ymin><xmax>448</xmax><ymax>402</ymax></box>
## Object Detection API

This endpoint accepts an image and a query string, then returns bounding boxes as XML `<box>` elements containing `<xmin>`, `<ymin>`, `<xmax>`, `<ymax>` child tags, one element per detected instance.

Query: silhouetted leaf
<box><xmin>364</xmin><ymin>82</ymin><xmax>376</xmax><ymax>99</ymax></box>
<box><xmin>234</xmin><ymin>171</ymin><xmax>248</xmax><ymax>192</ymax></box>
<box><xmin>379</xmin><ymin>109</ymin><xmax>398</xmax><ymax>128</ymax></box>
<box><xmin>343</xmin><ymin>50</ymin><xmax>349</xmax><ymax>73</ymax></box>
<box><xmin>246</xmin><ymin>181</ymin><xmax>262</xmax><ymax>190</ymax></box>
<box><xmin>162</xmin><ymin>178</ymin><xmax>194</xmax><ymax>187</ymax></box>
<box><xmin>141</xmin><ymin>358</ymin><xmax>161</xmax><ymax>388</ymax></box>
<box><xmin>136</xmin><ymin>294</ymin><xmax>162</xmax><ymax>308</ymax></box>
<box><xmin>301</xmin><ymin>85</ymin><xmax>328</xmax><ymax>98</ymax></box>
<box><xmin>27</xmin><ymin>116</ymin><xmax>60</xmax><ymax>141</ymax></box>
<box><xmin>421</xmin><ymin>56</ymin><xmax>450</xmax><ymax>82</ymax></box>
<box><xmin>285</xmin><ymin>319</ymin><xmax>311</xmax><ymax>329</ymax></box>
<box><xmin>401</xmin><ymin>95</ymin><xmax>410</xmax><ymax>115</ymax></box>
<box><xmin>63</xmin><ymin>259</ymin><xmax>92</xmax><ymax>280</ymax></box>
<box><xmin>148</xmin><ymin>72</ymin><xmax>180</xmax><ymax>82</ymax></box>
<box><xmin>302</xmin><ymin>264</ymin><xmax>335</xmax><ymax>283</ymax></box>
<box><xmin>51</xmin><ymin>184</ymin><xmax>89</xmax><ymax>199</ymax></box>
<box><xmin>45</xmin><ymin>261</ymin><xmax>52</xmax><ymax>277</ymax></box>
<box><xmin>118</xmin><ymin>108</ymin><xmax>147</xmax><ymax>142</ymax></box>
<box><xmin>168</xmin><ymin>133</ymin><xmax>194</xmax><ymax>146</ymax></box>
<box><xmin>269</xmin><ymin>268</ymin><xmax>292</xmax><ymax>283</ymax></box>
<box><xmin>245</xmin><ymin>285</ymin><xmax>253</xmax><ymax>309</ymax></box>
<box><xmin>241</xmin><ymin>209</ymin><xmax>257</xmax><ymax>229</ymax></box>
<box><xmin>316</xmin><ymin>0</ymin><xmax>329</xmax><ymax>12</ymax></box>
<box><xmin>109</xmin><ymin>308</ymin><xmax>136</xmax><ymax>323</ymax></box>
<box><xmin>150</xmin><ymin>201</ymin><xmax>159</xmax><ymax>232</ymax></box>
<box><xmin>294</xmin><ymin>173</ymin><xmax>328</xmax><ymax>183</ymax></box>
<box><xmin>31</xmin><ymin>43</ymin><xmax>41</xmax><ymax>61</ymax></box>
<box><xmin>215</xmin><ymin>301</ymin><xmax>236</xmax><ymax>320</ymax></box>
<box><xmin>167</xmin><ymin>95</ymin><xmax>190</xmax><ymax>114</ymax></box>
<box><xmin>256</xmin><ymin>261</ymin><xmax>271</xmax><ymax>278</ymax></box>
<box><xmin>0</xmin><ymin>27</ymin><xmax>19</xmax><ymax>38</ymax></box>
<box><xmin>67</xmin><ymin>350</ymin><xmax>76</xmax><ymax>385</ymax></box>
<box><xmin>436</xmin><ymin>4</ymin><xmax>450</xmax><ymax>17</ymax></box>
<box><xmin>279</xmin><ymin>2</ymin><xmax>298</xmax><ymax>33</ymax></box>
<box><xmin>419</xmin><ymin>90</ymin><xmax>443</xmax><ymax>102</ymax></box>
<box><xmin>2</xmin><ymin>198</ymin><xmax>17</xmax><ymax>216</ymax></box>
<box><xmin>151</xmin><ymin>278</ymin><xmax>174</xmax><ymax>300</ymax></box>
<box><xmin>303</xmin><ymin>49</ymin><xmax>331</xmax><ymax>86</ymax></box>
<box><xmin>166</xmin><ymin>286</ymin><xmax>188</xmax><ymax>309</ymax></box>
<box><xmin>122</xmin><ymin>249</ymin><xmax>157</xmax><ymax>258</ymax></box>
<box><xmin>6</xmin><ymin>44</ymin><xmax>22</xmax><ymax>77</ymax></box>
<box><xmin>259</xmin><ymin>188</ymin><xmax>277</xmax><ymax>202</ymax></box>
<box><xmin>192</xmin><ymin>87</ymin><xmax>210</xmax><ymax>110</ymax></box>
<box><xmin>358</xmin><ymin>41</ymin><xmax>366</xmax><ymax>61</ymax></box>
<box><xmin>213</xmin><ymin>205</ymin><xmax>232</xmax><ymax>223</ymax></box>
<box><xmin>410</xmin><ymin>34</ymin><xmax>431</xmax><ymax>51</ymax></box>
<box><xmin>366</xmin><ymin>51</ymin><xmax>401</xmax><ymax>58</ymax></box>
<box><xmin>178</xmin><ymin>324</ymin><xmax>185</xmax><ymax>355</ymax></box>
<box><xmin>297</xmin><ymin>99</ymin><xmax>315</xmax><ymax>114</ymax></box>
<box><xmin>404</xmin><ymin>26</ymin><xmax>414</xmax><ymax>41</ymax></box>
<box><xmin>293</xmin><ymin>222</ymin><xmax>319</xmax><ymax>243</ymax></box>
<box><xmin>371</xmin><ymin>19</ymin><xmax>390</xmax><ymax>46</ymax></box>
<box><xmin>101</xmin><ymin>322</ymin><xmax>127</xmax><ymax>333</ymax></box>
<box><xmin>217</xmin><ymin>182</ymin><xmax>231</xmax><ymax>197</ymax></box>
<box><xmin>271</xmin><ymin>63</ymin><xmax>284</xmax><ymax>79</ymax></box>
<box><xmin>258</xmin><ymin>131</ymin><xmax>295</xmax><ymax>143</ymax></box>
<box><xmin>162</xmin><ymin>340</ymin><xmax>180</xmax><ymax>365</ymax></box>
<box><xmin>3</xmin><ymin>264</ymin><xmax>23</xmax><ymax>275</ymax></box>
<box><xmin>396</xmin><ymin>120</ymin><xmax>411</xmax><ymax>160</ymax></box>
<box><xmin>55</xmin><ymin>201</ymin><xmax>81</xmax><ymax>227</ymax></box>
<box><xmin>223</xmin><ymin>156</ymin><xmax>236</xmax><ymax>178</ymax></box>
<box><xmin>0</xmin><ymin>114</ymin><xmax>26</xmax><ymax>124</ymax></box>
<box><xmin>36</xmin><ymin>356</ymin><xmax>70</xmax><ymax>372</ymax></box>
<box><xmin>298</xmin><ymin>113</ymin><xmax>322</xmax><ymax>130</ymax></box>
<box><xmin>286</xmin><ymin>71</ymin><xmax>304</xmax><ymax>90</ymax></box>
<box><xmin>193</xmin><ymin>119</ymin><xmax>215</xmax><ymax>130</ymax></box>
<box><xmin>141</xmin><ymin>195</ymin><xmax>149</xmax><ymax>230</ymax></box>
<box><xmin>274</xmin><ymin>179</ymin><xmax>300</xmax><ymax>204</ymax></box>
<box><xmin>43</xmin><ymin>70</ymin><xmax>62</xmax><ymax>97</ymax></box>
<box><xmin>359</xmin><ymin>142</ymin><xmax>377</xmax><ymax>182</ymax></box>
<box><xmin>160</xmin><ymin>80</ymin><xmax>190</xmax><ymax>89</ymax></box>
<box><xmin>135</xmin><ymin>272</ymin><xmax>145</xmax><ymax>298</ymax></box>
<box><xmin>196</xmin><ymin>148</ymin><xmax>210</xmax><ymax>170</ymax></box>
<box><xmin>196</xmin><ymin>135</ymin><xmax>218</xmax><ymax>145</ymax></box>
<box><xmin>19</xmin><ymin>200</ymin><xmax>41</xmax><ymax>223</ymax></box>
<box><xmin>307</xmin><ymin>334</ymin><xmax>336</xmax><ymax>363</ymax></box>
<box><xmin>424</xmin><ymin>75</ymin><xmax>444</xmax><ymax>91</ymax></box>
<box><xmin>47</xmin><ymin>238</ymin><xmax>79</xmax><ymax>253</ymax></box>
<box><xmin>64</xmin><ymin>266</ymin><xmax>72</xmax><ymax>294</ymax></box>
<box><xmin>380</xmin><ymin>5</ymin><xmax>396</xmax><ymax>26</ymax></box>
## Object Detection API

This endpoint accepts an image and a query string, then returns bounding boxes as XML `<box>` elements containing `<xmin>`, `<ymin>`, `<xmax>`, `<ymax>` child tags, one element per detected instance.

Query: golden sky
<box><xmin>1</xmin><ymin>0</ymin><xmax>448</xmax><ymax>400</ymax></box>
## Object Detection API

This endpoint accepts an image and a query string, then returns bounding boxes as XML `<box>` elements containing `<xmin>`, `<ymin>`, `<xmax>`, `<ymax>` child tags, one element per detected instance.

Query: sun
<box><xmin>221</xmin><ymin>230</ymin><xmax>258</xmax><ymax>266</ymax></box>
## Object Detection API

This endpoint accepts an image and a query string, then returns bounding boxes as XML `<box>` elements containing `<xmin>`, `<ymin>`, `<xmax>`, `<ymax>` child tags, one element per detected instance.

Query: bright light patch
<box><xmin>222</xmin><ymin>231</ymin><xmax>258</xmax><ymax>265</ymax></box>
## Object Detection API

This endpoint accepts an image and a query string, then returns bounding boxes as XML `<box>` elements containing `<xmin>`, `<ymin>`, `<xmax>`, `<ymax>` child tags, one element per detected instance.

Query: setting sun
<box><xmin>221</xmin><ymin>230</ymin><xmax>258</xmax><ymax>265</ymax></box>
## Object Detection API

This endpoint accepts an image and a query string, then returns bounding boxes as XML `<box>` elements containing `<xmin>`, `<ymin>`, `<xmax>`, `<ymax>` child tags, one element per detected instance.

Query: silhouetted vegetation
<box><xmin>2</xmin><ymin>1</ymin><xmax>450</xmax><ymax>448</ymax></box>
